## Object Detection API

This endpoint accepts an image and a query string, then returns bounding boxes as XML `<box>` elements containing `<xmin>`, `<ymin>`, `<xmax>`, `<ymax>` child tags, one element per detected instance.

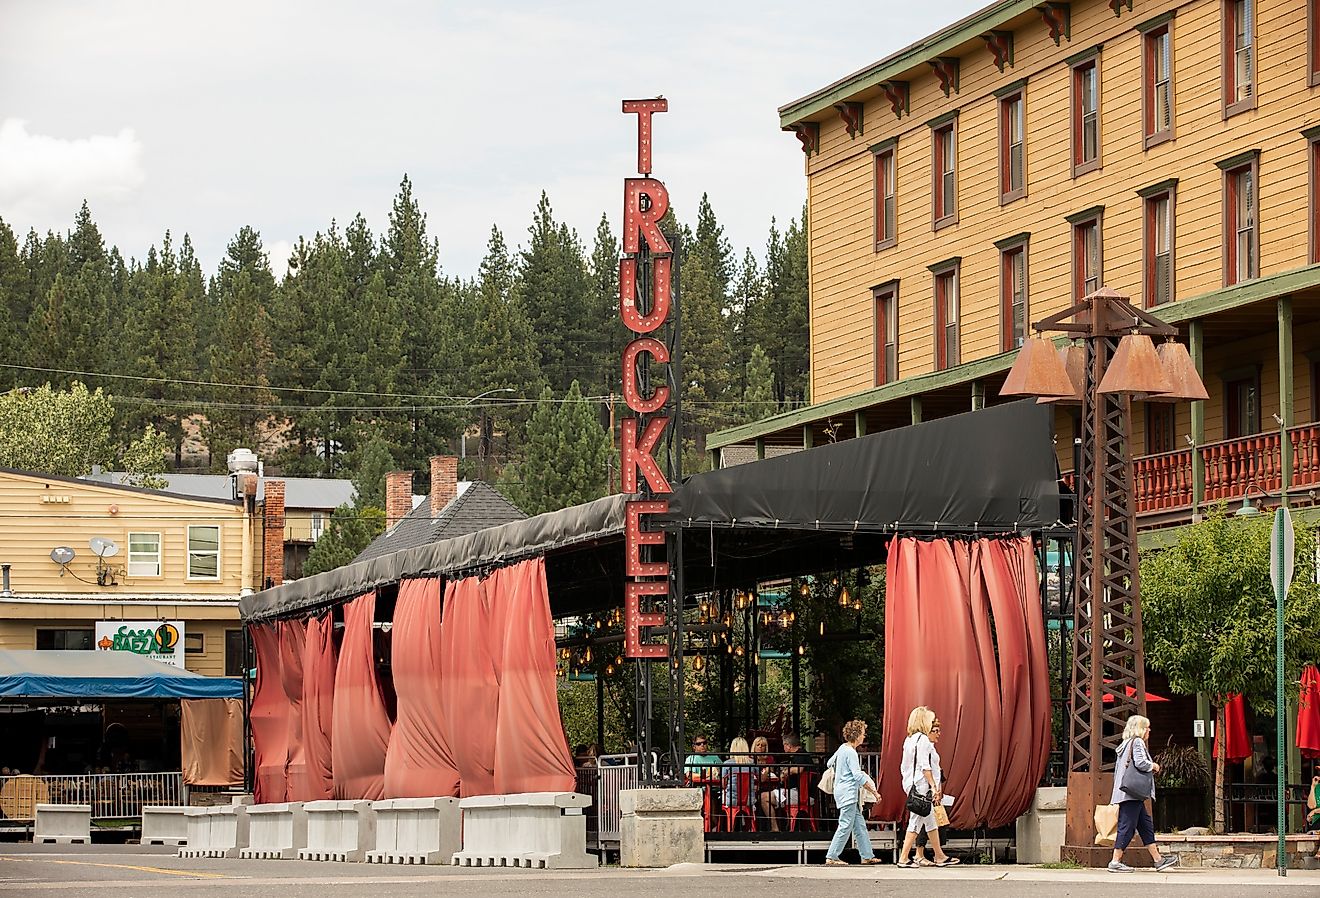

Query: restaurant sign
<box><xmin>95</xmin><ymin>620</ymin><xmax>186</xmax><ymax>668</ymax></box>
<box><xmin>620</xmin><ymin>97</ymin><xmax>673</xmax><ymax>660</ymax></box>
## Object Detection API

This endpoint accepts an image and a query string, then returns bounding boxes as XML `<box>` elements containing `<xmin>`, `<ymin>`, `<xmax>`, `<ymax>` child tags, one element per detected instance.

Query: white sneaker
<box><xmin>1107</xmin><ymin>861</ymin><xmax>1134</xmax><ymax>873</ymax></box>
<box><xmin>1154</xmin><ymin>856</ymin><xmax>1179</xmax><ymax>872</ymax></box>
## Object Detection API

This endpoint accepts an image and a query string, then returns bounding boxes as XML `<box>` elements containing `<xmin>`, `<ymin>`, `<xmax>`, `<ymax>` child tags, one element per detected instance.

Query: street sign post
<box><xmin>1269</xmin><ymin>506</ymin><xmax>1294</xmax><ymax>877</ymax></box>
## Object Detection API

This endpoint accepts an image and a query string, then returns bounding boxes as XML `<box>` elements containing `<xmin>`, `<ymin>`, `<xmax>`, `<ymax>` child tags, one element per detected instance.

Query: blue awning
<box><xmin>0</xmin><ymin>650</ymin><xmax>243</xmax><ymax>700</ymax></box>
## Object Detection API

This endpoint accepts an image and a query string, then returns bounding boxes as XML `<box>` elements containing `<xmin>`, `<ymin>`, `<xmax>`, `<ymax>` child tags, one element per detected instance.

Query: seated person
<box><xmin>762</xmin><ymin>732</ymin><xmax>809</xmax><ymax>828</ymax></box>
<box><xmin>684</xmin><ymin>736</ymin><xmax>721</xmax><ymax>781</ymax></box>
<box><xmin>1307</xmin><ymin>766</ymin><xmax>1320</xmax><ymax>833</ymax></box>
<box><xmin>722</xmin><ymin>737</ymin><xmax>753</xmax><ymax>807</ymax></box>
<box><xmin>750</xmin><ymin>736</ymin><xmax>781</xmax><ymax>831</ymax></box>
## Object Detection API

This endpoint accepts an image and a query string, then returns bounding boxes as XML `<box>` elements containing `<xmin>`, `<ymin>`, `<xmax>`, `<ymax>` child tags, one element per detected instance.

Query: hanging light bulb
<box><xmin>726</xmin><ymin>643</ymin><xmax>734</xmax><ymax>654</ymax></box>
<box><xmin>614</xmin><ymin>655</ymin><xmax>623</xmax><ymax>667</ymax></box>
<box><xmin>693</xmin><ymin>654</ymin><xmax>706</xmax><ymax>672</ymax></box>
<box><xmin>800</xmin><ymin>581</ymin><xmax>810</xmax><ymax>597</ymax></box>
<box><xmin>606</xmin><ymin>663</ymin><xmax>616</xmax><ymax>676</ymax></box>
<box><xmin>797</xmin><ymin>644</ymin><xmax>806</xmax><ymax>656</ymax></box>
<box><xmin>583</xmin><ymin>647</ymin><xmax>593</xmax><ymax>663</ymax></box>
<box><xmin>831</xmin><ymin>577</ymin><xmax>839</xmax><ymax>587</ymax></box>
<box><xmin>734</xmin><ymin>645</ymin><xmax>745</xmax><ymax>658</ymax></box>
<box><xmin>852</xmin><ymin>595</ymin><xmax>863</xmax><ymax>612</ymax></box>
<box><xmin>819</xmin><ymin>621</ymin><xmax>825</xmax><ymax>637</ymax></box>
<box><xmin>838</xmin><ymin>586</ymin><xmax>851</xmax><ymax>608</ymax></box>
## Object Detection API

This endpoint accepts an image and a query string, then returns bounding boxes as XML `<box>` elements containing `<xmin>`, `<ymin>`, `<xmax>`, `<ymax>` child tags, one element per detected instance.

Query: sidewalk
<box><xmin>697</xmin><ymin>862</ymin><xmax>1320</xmax><ymax>887</ymax></box>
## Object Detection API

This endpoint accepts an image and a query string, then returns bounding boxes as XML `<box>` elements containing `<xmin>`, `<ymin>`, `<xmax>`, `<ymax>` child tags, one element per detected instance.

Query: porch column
<box><xmin>1189</xmin><ymin>320</ymin><xmax>1206</xmax><ymax>514</ymax></box>
<box><xmin>709</xmin><ymin>448</ymin><xmax>721</xmax><ymax>470</ymax></box>
<box><xmin>910</xmin><ymin>396</ymin><xmax>923</xmax><ymax>425</ymax></box>
<box><xmin>755</xmin><ymin>437</ymin><xmax>765</xmax><ymax>460</ymax></box>
<box><xmin>1278</xmin><ymin>295</ymin><xmax>1294</xmax><ymax>502</ymax></box>
<box><xmin>854</xmin><ymin>411</ymin><xmax>867</xmax><ymax>438</ymax></box>
<box><xmin>971</xmin><ymin>380</ymin><xmax>985</xmax><ymax>411</ymax></box>
<box><xmin>802</xmin><ymin>425</ymin><xmax>814</xmax><ymax>449</ymax></box>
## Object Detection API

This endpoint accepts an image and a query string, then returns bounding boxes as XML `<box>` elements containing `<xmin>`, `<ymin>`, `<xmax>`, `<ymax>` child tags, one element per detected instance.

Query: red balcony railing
<box><xmin>1133</xmin><ymin>449</ymin><xmax>1193</xmax><ymax>513</ymax></box>
<box><xmin>1290</xmin><ymin>423</ymin><xmax>1320</xmax><ymax>488</ymax></box>
<box><xmin>1200</xmin><ymin>432</ymin><xmax>1282</xmax><ymax>501</ymax></box>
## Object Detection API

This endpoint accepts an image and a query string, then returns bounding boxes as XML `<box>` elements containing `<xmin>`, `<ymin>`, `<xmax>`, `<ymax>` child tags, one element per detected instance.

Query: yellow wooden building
<box><xmin>709</xmin><ymin>0</ymin><xmax>1320</xmax><ymax>532</ymax></box>
<box><xmin>0</xmin><ymin>469</ymin><xmax>257</xmax><ymax>677</ymax></box>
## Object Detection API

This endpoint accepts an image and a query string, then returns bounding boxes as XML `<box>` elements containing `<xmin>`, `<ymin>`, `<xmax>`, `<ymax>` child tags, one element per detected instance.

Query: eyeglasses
<box><xmin>693</xmin><ymin>741</ymin><xmax>707</xmax><ymax>747</ymax></box>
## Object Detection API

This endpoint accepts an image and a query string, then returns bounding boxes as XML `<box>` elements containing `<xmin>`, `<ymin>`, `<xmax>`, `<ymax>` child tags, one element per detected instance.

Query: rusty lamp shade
<box><xmin>1036</xmin><ymin>343</ymin><xmax>1085</xmax><ymax>405</ymax></box>
<box><xmin>1144</xmin><ymin>340</ymin><xmax>1209</xmax><ymax>402</ymax></box>
<box><xmin>1096</xmin><ymin>333</ymin><xmax>1172</xmax><ymax>395</ymax></box>
<box><xmin>1000</xmin><ymin>336</ymin><xmax>1078</xmax><ymax>398</ymax></box>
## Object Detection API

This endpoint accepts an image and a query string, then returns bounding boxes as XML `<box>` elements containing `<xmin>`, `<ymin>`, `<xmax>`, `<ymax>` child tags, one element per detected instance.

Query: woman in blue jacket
<box><xmin>824</xmin><ymin>718</ymin><xmax>881</xmax><ymax>865</ymax></box>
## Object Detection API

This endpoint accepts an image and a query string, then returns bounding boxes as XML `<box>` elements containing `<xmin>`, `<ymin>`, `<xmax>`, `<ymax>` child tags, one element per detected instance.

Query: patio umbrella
<box><xmin>1213</xmin><ymin>693</ymin><xmax>1252</xmax><ymax>762</ymax></box>
<box><xmin>1098</xmin><ymin>682</ymin><xmax>1171</xmax><ymax>703</ymax></box>
<box><xmin>1297</xmin><ymin>665</ymin><xmax>1320</xmax><ymax>759</ymax></box>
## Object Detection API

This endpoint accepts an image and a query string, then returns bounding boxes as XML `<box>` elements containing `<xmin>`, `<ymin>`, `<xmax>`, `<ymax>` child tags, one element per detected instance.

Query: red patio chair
<box><xmin>787</xmin><ymin>770</ymin><xmax>818</xmax><ymax>832</ymax></box>
<box><xmin>723</xmin><ymin>770</ymin><xmax>757</xmax><ymax>833</ymax></box>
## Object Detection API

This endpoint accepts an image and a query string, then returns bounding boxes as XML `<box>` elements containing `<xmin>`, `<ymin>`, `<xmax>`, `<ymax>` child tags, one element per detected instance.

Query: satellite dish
<box><xmin>50</xmin><ymin>546</ymin><xmax>76</xmax><ymax>565</ymax></box>
<box><xmin>90</xmin><ymin>537</ymin><xmax>120</xmax><ymax>558</ymax></box>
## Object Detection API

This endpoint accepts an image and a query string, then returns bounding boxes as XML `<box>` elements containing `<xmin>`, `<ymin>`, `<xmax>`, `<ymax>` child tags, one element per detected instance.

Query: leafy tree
<box><xmin>500</xmin><ymin>381</ymin><xmax>609</xmax><ymax>515</ymax></box>
<box><xmin>0</xmin><ymin>382</ymin><xmax>167</xmax><ymax>485</ymax></box>
<box><xmin>303</xmin><ymin>504</ymin><xmax>386</xmax><ymax>576</ymax></box>
<box><xmin>350</xmin><ymin>435</ymin><xmax>396</xmax><ymax>511</ymax></box>
<box><xmin>1142</xmin><ymin>508</ymin><xmax>1320</xmax><ymax>831</ymax></box>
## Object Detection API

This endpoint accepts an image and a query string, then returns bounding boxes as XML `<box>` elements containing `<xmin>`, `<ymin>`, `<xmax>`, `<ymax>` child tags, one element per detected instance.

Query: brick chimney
<box><xmin>262</xmin><ymin>480</ymin><xmax>285</xmax><ymax>588</ymax></box>
<box><xmin>430</xmin><ymin>455</ymin><xmax>458</xmax><ymax>518</ymax></box>
<box><xmin>385</xmin><ymin>470</ymin><xmax>414</xmax><ymax>531</ymax></box>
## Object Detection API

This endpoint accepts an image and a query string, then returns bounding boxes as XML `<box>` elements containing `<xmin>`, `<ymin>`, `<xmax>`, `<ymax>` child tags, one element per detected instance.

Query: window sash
<box><xmin>937</xmin><ymin>273</ymin><xmax>960</xmax><ymax>368</ymax></box>
<box><xmin>127</xmin><ymin>532</ymin><xmax>161</xmax><ymax>577</ymax></box>
<box><xmin>1077</xmin><ymin>65</ymin><xmax>1099</xmax><ymax>165</ymax></box>
<box><xmin>1232</xmin><ymin>167</ymin><xmax>1256</xmax><ymax>281</ymax></box>
<box><xmin>1149</xmin><ymin>30</ymin><xmax>1173</xmax><ymax>134</ymax></box>
<box><xmin>1002</xmin><ymin>95</ymin><xmax>1025</xmax><ymax>196</ymax></box>
<box><xmin>1077</xmin><ymin>220</ymin><xmax>1102</xmax><ymax>297</ymax></box>
<box><xmin>187</xmin><ymin>525</ymin><xmax>221</xmax><ymax>580</ymax></box>
<box><xmin>875</xmin><ymin>292</ymin><xmax>898</xmax><ymax>385</ymax></box>
<box><xmin>1234</xmin><ymin>0</ymin><xmax>1254</xmax><ymax>101</ymax></box>
<box><xmin>935</xmin><ymin>126</ymin><xmax>956</xmax><ymax>220</ymax></box>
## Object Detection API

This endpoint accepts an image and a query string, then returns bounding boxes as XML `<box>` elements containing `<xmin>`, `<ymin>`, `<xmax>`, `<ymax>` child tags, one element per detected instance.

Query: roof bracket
<box><xmin>783</xmin><ymin>121</ymin><xmax>821</xmax><ymax>155</ymax></box>
<box><xmin>1108</xmin><ymin>0</ymin><xmax>1132</xmax><ymax>16</ymax></box>
<box><xmin>1037</xmin><ymin>2</ymin><xmax>1071</xmax><ymax>45</ymax></box>
<box><xmin>833</xmin><ymin>101</ymin><xmax>864</xmax><ymax>139</ymax></box>
<box><xmin>928</xmin><ymin>57</ymin><xmax>960</xmax><ymax>97</ymax></box>
<box><xmin>980</xmin><ymin>30</ymin><xmax>1014</xmax><ymax>72</ymax></box>
<box><xmin>879</xmin><ymin>81</ymin><xmax>910</xmax><ymax>119</ymax></box>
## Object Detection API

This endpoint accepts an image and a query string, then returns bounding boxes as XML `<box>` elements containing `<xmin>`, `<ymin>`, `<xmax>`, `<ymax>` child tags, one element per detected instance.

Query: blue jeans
<box><xmin>827</xmin><ymin>800</ymin><xmax>874</xmax><ymax>860</ymax></box>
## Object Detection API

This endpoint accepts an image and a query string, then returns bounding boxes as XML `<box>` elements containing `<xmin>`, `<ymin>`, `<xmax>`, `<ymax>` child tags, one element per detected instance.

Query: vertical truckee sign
<box><xmin>621</xmin><ymin>98</ymin><xmax>672</xmax><ymax>659</ymax></box>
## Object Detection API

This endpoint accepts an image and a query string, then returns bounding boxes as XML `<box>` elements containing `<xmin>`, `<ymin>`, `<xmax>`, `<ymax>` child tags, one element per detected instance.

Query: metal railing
<box><xmin>0</xmin><ymin>773</ymin><xmax>183</xmax><ymax>821</ymax></box>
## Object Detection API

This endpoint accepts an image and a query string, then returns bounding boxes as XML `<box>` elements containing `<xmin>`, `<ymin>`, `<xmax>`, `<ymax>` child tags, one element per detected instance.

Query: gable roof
<box><xmin>0</xmin><ymin>467</ymin><xmax>238</xmax><ymax>507</ymax></box>
<box><xmin>351</xmin><ymin>480</ymin><xmax>526</xmax><ymax>564</ymax></box>
<box><xmin>83</xmin><ymin>472</ymin><xmax>355</xmax><ymax>509</ymax></box>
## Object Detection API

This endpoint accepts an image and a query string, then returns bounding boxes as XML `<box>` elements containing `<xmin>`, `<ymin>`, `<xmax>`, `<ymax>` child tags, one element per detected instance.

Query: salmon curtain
<box><xmin>1213</xmin><ymin>693</ymin><xmax>1252</xmax><ymax>762</ymax></box>
<box><xmin>492</xmin><ymin>559</ymin><xmax>575</xmax><ymax>794</ymax></box>
<box><xmin>1299</xmin><ymin>665</ymin><xmax>1320</xmax><ymax>759</ymax></box>
<box><xmin>440</xmin><ymin>575</ymin><xmax>501</xmax><ymax>797</ymax></box>
<box><xmin>384</xmin><ymin>577</ymin><xmax>461</xmax><ymax>797</ymax></box>
<box><xmin>249</xmin><ymin>622</ymin><xmax>288</xmax><ymax>803</ymax></box>
<box><xmin>180</xmin><ymin>698</ymin><xmax>244</xmax><ymax>786</ymax></box>
<box><xmin>301</xmin><ymin>614</ymin><xmax>337</xmax><ymax>800</ymax></box>
<box><xmin>278</xmin><ymin>618</ymin><xmax>308</xmax><ymax>800</ymax></box>
<box><xmin>331</xmin><ymin>591</ymin><xmax>393</xmax><ymax>799</ymax></box>
<box><xmin>878</xmin><ymin>536</ymin><xmax>1050</xmax><ymax>828</ymax></box>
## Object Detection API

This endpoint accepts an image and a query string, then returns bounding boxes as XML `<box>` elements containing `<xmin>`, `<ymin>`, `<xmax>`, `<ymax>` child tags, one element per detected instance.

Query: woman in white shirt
<box><xmin>896</xmin><ymin>706</ymin><xmax>958</xmax><ymax>867</ymax></box>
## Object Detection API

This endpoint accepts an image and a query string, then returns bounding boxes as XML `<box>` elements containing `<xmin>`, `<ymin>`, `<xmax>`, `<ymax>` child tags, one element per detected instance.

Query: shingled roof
<box><xmin>351</xmin><ymin>480</ymin><xmax>525</xmax><ymax>564</ymax></box>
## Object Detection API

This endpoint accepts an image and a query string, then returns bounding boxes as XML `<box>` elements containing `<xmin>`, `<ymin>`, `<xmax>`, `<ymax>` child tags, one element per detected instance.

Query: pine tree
<box><xmin>501</xmin><ymin>381</ymin><xmax>609</xmax><ymax>515</ymax></box>
<box><xmin>0</xmin><ymin>218</ymin><xmax>28</xmax><ymax>391</ymax></box>
<box><xmin>516</xmin><ymin>193</ymin><xmax>591</xmax><ymax>395</ymax></box>
<box><xmin>349</xmin><ymin>435</ymin><xmax>396</xmax><ymax>510</ymax></box>
<box><xmin>752</xmin><ymin>211</ymin><xmax>810</xmax><ymax>407</ymax></box>
<box><xmin>587</xmin><ymin>214</ymin><xmax>625</xmax><ymax>396</ymax></box>
<box><xmin>303</xmin><ymin>504</ymin><xmax>385</xmax><ymax>576</ymax></box>
<box><xmin>738</xmin><ymin>345</ymin><xmax>778</xmax><ymax>425</ymax></box>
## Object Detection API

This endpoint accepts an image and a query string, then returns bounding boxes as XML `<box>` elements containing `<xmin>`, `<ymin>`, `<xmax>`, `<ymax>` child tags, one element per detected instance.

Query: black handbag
<box><xmin>1118</xmin><ymin>739</ymin><xmax>1155</xmax><ymax>800</ymax></box>
<box><xmin>903</xmin><ymin>736</ymin><xmax>935</xmax><ymax>816</ymax></box>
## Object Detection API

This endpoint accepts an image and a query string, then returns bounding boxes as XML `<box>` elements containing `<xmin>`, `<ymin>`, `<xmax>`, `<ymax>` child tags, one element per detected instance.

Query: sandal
<box><xmin>825</xmin><ymin>858</ymin><xmax>848</xmax><ymax>866</ymax></box>
<box><xmin>935</xmin><ymin>857</ymin><xmax>960</xmax><ymax>867</ymax></box>
<box><xmin>860</xmin><ymin>858</ymin><xmax>883</xmax><ymax>865</ymax></box>
<box><xmin>896</xmin><ymin>858</ymin><xmax>917</xmax><ymax>868</ymax></box>
<box><xmin>918</xmin><ymin>858</ymin><xmax>936</xmax><ymax>867</ymax></box>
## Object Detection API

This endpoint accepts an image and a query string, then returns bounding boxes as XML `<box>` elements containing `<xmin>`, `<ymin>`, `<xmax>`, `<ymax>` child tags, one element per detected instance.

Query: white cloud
<box><xmin>0</xmin><ymin>119</ymin><xmax>145</xmax><ymax>227</ymax></box>
<box><xmin>265</xmin><ymin>239</ymin><xmax>295</xmax><ymax>281</ymax></box>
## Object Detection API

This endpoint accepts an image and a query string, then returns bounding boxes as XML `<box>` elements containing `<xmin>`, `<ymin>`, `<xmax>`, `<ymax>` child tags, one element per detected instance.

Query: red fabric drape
<box><xmin>331</xmin><ymin>591</ymin><xmax>393</xmax><ymax>799</ymax></box>
<box><xmin>1213</xmin><ymin>694</ymin><xmax>1252</xmax><ymax>762</ymax></box>
<box><xmin>878</xmin><ymin>536</ymin><xmax>1051</xmax><ymax>828</ymax></box>
<box><xmin>1299</xmin><ymin>665</ymin><xmax>1320</xmax><ymax>759</ymax></box>
<box><xmin>384</xmin><ymin>577</ymin><xmax>461</xmax><ymax>797</ymax></box>
<box><xmin>301</xmin><ymin>614</ymin><xmax>337</xmax><ymax>800</ymax></box>
<box><xmin>492</xmin><ymin>559</ymin><xmax>575</xmax><ymax>794</ymax></box>
<box><xmin>440</xmin><ymin>575</ymin><xmax>501</xmax><ymax>797</ymax></box>
<box><xmin>249</xmin><ymin>622</ymin><xmax>288</xmax><ymax>804</ymax></box>
<box><xmin>180</xmin><ymin>698</ymin><xmax>244</xmax><ymax>787</ymax></box>
<box><xmin>278</xmin><ymin>618</ymin><xmax>308</xmax><ymax>801</ymax></box>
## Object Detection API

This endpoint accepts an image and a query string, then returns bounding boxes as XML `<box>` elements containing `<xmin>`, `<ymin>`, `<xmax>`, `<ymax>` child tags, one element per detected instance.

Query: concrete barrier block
<box><xmin>299</xmin><ymin>800</ymin><xmax>375</xmax><ymax>862</ymax></box>
<box><xmin>1016</xmin><ymin>786</ymin><xmax>1067</xmax><ymax>864</ymax></box>
<box><xmin>619</xmin><ymin>788</ymin><xmax>704</xmax><ymax>867</ymax></box>
<box><xmin>178</xmin><ymin>805</ymin><xmax>249</xmax><ymax>859</ymax></box>
<box><xmin>366</xmin><ymin>797</ymin><xmax>461</xmax><ymax>865</ymax></box>
<box><xmin>140</xmin><ymin>806</ymin><xmax>189</xmax><ymax>846</ymax></box>
<box><xmin>239</xmin><ymin>802</ymin><xmax>307</xmax><ymax>860</ymax></box>
<box><xmin>34</xmin><ymin>804</ymin><xmax>90</xmax><ymax>845</ymax></box>
<box><xmin>452</xmin><ymin>792</ymin><xmax>597</xmax><ymax>869</ymax></box>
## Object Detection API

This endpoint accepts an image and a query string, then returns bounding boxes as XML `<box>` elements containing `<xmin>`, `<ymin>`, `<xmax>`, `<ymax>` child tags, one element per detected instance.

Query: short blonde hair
<box><xmin>907</xmin><ymin>706</ymin><xmax>936</xmax><ymax>736</ymax></box>
<box><xmin>750</xmin><ymin>736</ymin><xmax>769</xmax><ymax>754</ymax></box>
<box><xmin>842</xmin><ymin>719</ymin><xmax>867</xmax><ymax>744</ymax></box>
<box><xmin>728</xmin><ymin>736</ymin><xmax>751</xmax><ymax>763</ymax></box>
<box><xmin>1122</xmin><ymin>715</ymin><xmax>1151</xmax><ymax>741</ymax></box>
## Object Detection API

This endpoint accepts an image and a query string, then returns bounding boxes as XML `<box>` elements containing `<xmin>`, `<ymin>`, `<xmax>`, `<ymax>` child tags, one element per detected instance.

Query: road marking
<box><xmin>0</xmin><ymin>857</ymin><xmax>229</xmax><ymax>879</ymax></box>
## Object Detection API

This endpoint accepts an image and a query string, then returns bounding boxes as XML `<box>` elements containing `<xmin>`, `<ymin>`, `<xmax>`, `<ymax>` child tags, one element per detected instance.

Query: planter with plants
<box><xmin>1152</xmin><ymin>739</ymin><xmax>1211</xmax><ymax>831</ymax></box>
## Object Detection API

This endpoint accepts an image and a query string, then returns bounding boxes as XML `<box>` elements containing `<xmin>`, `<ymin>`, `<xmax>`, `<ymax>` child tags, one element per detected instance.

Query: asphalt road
<box><xmin>1</xmin><ymin>844</ymin><xmax>1316</xmax><ymax>898</ymax></box>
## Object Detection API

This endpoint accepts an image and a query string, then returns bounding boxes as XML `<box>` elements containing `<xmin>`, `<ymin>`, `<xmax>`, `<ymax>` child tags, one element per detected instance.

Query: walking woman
<box><xmin>1109</xmin><ymin>714</ymin><xmax>1178</xmax><ymax>873</ymax></box>
<box><xmin>824</xmin><ymin>719</ymin><xmax>881</xmax><ymax>866</ymax></box>
<box><xmin>896</xmin><ymin>706</ymin><xmax>958</xmax><ymax>867</ymax></box>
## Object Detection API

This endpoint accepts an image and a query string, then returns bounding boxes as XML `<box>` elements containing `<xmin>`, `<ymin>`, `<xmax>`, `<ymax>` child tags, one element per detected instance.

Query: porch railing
<box><xmin>1133</xmin><ymin>449</ymin><xmax>1193</xmax><ymax>513</ymax></box>
<box><xmin>1201</xmin><ymin>432</ymin><xmax>1282</xmax><ymax>500</ymax></box>
<box><xmin>0</xmin><ymin>772</ymin><xmax>183</xmax><ymax>821</ymax></box>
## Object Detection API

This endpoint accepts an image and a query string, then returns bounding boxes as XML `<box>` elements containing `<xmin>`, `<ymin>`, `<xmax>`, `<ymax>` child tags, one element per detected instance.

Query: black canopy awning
<box><xmin>241</xmin><ymin>401</ymin><xmax>1061</xmax><ymax>622</ymax></box>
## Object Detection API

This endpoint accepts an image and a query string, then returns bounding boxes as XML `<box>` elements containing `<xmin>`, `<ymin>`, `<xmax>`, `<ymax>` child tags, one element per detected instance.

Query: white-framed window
<box><xmin>310</xmin><ymin>512</ymin><xmax>325</xmax><ymax>541</ymax></box>
<box><xmin>127</xmin><ymin>532</ymin><xmax>162</xmax><ymax>577</ymax></box>
<box><xmin>187</xmin><ymin>525</ymin><xmax>221</xmax><ymax>580</ymax></box>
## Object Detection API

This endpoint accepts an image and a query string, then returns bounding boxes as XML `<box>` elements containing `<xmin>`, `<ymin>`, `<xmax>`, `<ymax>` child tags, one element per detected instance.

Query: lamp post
<box><xmin>1001</xmin><ymin>287</ymin><xmax>1208</xmax><ymax>863</ymax></box>
<box><xmin>460</xmin><ymin>388</ymin><xmax>516</xmax><ymax>480</ymax></box>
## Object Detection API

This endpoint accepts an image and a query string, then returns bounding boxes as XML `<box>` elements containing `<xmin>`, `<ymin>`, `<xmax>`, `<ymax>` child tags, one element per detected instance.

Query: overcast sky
<box><xmin>0</xmin><ymin>1</ymin><xmax>983</xmax><ymax>281</ymax></box>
